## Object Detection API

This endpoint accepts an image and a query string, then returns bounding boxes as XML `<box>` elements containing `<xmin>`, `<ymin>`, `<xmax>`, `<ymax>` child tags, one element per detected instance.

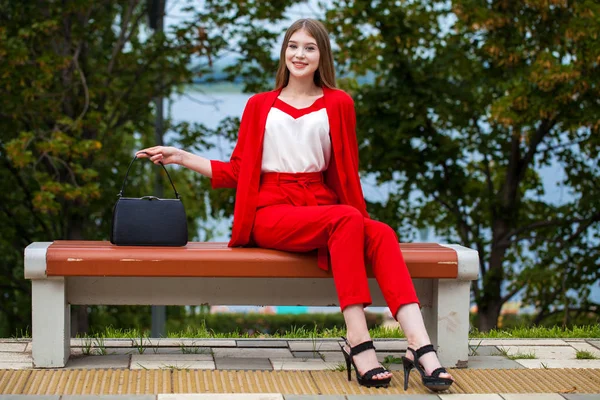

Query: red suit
<box><xmin>210</xmin><ymin>86</ymin><xmax>418</xmax><ymax>316</ymax></box>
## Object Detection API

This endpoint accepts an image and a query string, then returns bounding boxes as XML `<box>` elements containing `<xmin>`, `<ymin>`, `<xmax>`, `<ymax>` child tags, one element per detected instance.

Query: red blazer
<box><xmin>210</xmin><ymin>86</ymin><xmax>370</xmax><ymax>267</ymax></box>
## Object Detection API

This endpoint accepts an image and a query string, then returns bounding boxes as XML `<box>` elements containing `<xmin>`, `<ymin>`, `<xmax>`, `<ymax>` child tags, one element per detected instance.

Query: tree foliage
<box><xmin>197</xmin><ymin>0</ymin><xmax>600</xmax><ymax>330</ymax></box>
<box><xmin>323</xmin><ymin>0</ymin><xmax>600</xmax><ymax>330</ymax></box>
<box><xmin>0</xmin><ymin>0</ymin><xmax>221</xmax><ymax>336</ymax></box>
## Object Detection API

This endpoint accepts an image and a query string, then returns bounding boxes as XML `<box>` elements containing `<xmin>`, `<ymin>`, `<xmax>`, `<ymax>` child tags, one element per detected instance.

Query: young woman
<box><xmin>137</xmin><ymin>18</ymin><xmax>454</xmax><ymax>392</ymax></box>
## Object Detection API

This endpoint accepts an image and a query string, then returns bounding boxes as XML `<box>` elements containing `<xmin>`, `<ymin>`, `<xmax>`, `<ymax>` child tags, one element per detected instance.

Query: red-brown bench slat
<box><xmin>46</xmin><ymin>241</ymin><xmax>458</xmax><ymax>279</ymax></box>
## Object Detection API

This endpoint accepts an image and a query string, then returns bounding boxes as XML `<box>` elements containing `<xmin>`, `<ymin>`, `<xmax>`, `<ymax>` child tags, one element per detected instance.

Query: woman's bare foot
<box><xmin>344</xmin><ymin>334</ymin><xmax>392</xmax><ymax>381</ymax></box>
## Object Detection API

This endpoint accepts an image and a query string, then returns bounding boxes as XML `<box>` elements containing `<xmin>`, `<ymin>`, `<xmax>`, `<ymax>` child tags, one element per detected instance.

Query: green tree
<box><xmin>196</xmin><ymin>0</ymin><xmax>600</xmax><ymax>330</ymax></box>
<box><xmin>323</xmin><ymin>0</ymin><xmax>600</xmax><ymax>330</ymax></box>
<box><xmin>0</xmin><ymin>0</ymin><xmax>222</xmax><ymax>336</ymax></box>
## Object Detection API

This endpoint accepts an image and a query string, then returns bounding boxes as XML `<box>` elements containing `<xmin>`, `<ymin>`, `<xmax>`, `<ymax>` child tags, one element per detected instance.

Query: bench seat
<box><xmin>24</xmin><ymin>241</ymin><xmax>479</xmax><ymax>369</ymax></box>
<box><xmin>42</xmin><ymin>241</ymin><xmax>459</xmax><ymax>278</ymax></box>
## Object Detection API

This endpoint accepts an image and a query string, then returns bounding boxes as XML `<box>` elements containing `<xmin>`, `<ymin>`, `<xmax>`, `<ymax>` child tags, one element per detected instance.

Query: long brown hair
<box><xmin>274</xmin><ymin>19</ymin><xmax>336</xmax><ymax>90</ymax></box>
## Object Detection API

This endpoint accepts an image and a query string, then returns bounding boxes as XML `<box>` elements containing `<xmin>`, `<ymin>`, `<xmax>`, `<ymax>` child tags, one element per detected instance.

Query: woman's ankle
<box><xmin>345</xmin><ymin>332</ymin><xmax>372</xmax><ymax>347</ymax></box>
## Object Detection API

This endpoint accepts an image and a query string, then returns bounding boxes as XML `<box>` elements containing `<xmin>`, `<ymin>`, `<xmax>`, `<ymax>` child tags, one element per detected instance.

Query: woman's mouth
<box><xmin>292</xmin><ymin>62</ymin><xmax>308</xmax><ymax>69</ymax></box>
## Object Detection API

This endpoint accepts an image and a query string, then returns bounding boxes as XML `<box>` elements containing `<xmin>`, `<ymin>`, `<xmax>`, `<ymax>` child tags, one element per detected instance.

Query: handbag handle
<box><xmin>117</xmin><ymin>152</ymin><xmax>180</xmax><ymax>199</ymax></box>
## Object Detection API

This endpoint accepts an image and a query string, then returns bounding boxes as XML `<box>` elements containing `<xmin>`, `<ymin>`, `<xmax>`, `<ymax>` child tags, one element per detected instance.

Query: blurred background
<box><xmin>1</xmin><ymin>0</ymin><xmax>598</xmax><ymax>338</ymax></box>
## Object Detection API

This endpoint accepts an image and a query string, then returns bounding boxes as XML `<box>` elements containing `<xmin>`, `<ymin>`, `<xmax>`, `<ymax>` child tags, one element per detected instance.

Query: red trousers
<box><xmin>251</xmin><ymin>171</ymin><xmax>419</xmax><ymax>318</ymax></box>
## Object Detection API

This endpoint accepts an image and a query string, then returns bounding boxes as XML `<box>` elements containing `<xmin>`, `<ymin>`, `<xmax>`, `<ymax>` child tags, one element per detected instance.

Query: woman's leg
<box><xmin>362</xmin><ymin>219</ymin><xmax>452</xmax><ymax>381</ymax></box>
<box><xmin>343</xmin><ymin>304</ymin><xmax>392</xmax><ymax>380</ymax></box>
<box><xmin>253</xmin><ymin>204</ymin><xmax>390</xmax><ymax>380</ymax></box>
<box><xmin>363</xmin><ymin>219</ymin><xmax>418</xmax><ymax>316</ymax></box>
<box><xmin>397</xmin><ymin>304</ymin><xmax>454</xmax><ymax>381</ymax></box>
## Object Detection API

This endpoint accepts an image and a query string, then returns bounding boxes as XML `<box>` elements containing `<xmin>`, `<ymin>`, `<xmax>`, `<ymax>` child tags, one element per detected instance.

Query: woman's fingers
<box><xmin>136</xmin><ymin>146</ymin><xmax>163</xmax><ymax>157</ymax></box>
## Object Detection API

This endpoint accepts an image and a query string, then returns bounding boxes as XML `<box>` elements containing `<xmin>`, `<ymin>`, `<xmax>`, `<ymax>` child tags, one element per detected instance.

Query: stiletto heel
<box><xmin>338</xmin><ymin>336</ymin><xmax>392</xmax><ymax>388</ymax></box>
<box><xmin>341</xmin><ymin>347</ymin><xmax>352</xmax><ymax>381</ymax></box>
<box><xmin>403</xmin><ymin>344</ymin><xmax>453</xmax><ymax>392</ymax></box>
<box><xmin>401</xmin><ymin>356</ymin><xmax>414</xmax><ymax>390</ymax></box>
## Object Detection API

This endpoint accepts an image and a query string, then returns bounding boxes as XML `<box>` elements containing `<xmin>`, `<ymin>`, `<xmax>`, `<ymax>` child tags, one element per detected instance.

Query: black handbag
<box><xmin>110</xmin><ymin>153</ymin><xmax>188</xmax><ymax>246</ymax></box>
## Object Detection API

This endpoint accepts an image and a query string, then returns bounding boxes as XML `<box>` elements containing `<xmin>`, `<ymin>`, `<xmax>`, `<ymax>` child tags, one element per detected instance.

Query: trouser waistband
<box><xmin>260</xmin><ymin>171</ymin><xmax>323</xmax><ymax>184</ymax></box>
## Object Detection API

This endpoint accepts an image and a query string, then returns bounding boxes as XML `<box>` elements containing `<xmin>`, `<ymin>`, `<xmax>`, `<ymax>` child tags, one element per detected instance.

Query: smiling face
<box><xmin>285</xmin><ymin>29</ymin><xmax>320</xmax><ymax>81</ymax></box>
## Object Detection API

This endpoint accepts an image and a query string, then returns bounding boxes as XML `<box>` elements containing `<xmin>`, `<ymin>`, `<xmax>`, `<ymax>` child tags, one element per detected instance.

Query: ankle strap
<box><xmin>416</xmin><ymin>344</ymin><xmax>436</xmax><ymax>358</ymax></box>
<box><xmin>341</xmin><ymin>336</ymin><xmax>376</xmax><ymax>356</ymax></box>
<box><xmin>351</xmin><ymin>341</ymin><xmax>375</xmax><ymax>356</ymax></box>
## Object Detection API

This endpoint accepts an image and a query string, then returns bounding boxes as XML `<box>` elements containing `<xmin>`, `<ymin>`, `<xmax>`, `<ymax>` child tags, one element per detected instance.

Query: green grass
<box><xmin>73</xmin><ymin>322</ymin><xmax>599</xmax><ymax>341</ymax></box>
<box><xmin>496</xmin><ymin>347</ymin><xmax>537</xmax><ymax>360</ymax></box>
<box><xmin>469</xmin><ymin>324</ymin><xmax>600</xmax><ymax>339</ymax></box>
<box><xmin>576</xmin><ymin>350</ymin><xmax>598</xmax><ymax>360</ymax></box>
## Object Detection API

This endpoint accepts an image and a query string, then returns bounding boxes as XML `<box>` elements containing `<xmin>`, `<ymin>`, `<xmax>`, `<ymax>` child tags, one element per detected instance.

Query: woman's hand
<box><xmin>136</xmin><ymin>146</ymin><xmax>185</xmax><ymax>166</ymax></box>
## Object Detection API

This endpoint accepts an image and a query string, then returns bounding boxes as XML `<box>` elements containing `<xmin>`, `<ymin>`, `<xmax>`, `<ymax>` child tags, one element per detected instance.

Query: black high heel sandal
<box><xmin>339</xmin><ymin>336</ymin><xmax>392</xmax><ymax>388</ymax></box>
<box><xmin>402</xmin><ymin>344</ymin><xmax>453</xmax><ymax>392</ymax></box>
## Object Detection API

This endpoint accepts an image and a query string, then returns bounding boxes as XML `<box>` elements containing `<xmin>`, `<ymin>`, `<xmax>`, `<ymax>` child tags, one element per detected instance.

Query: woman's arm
<box><xmin>135</xmin><ymin>147</ymin><xmax>213</xmax><ymax>178</ymax></box>
<box><xmin>137</xmin><ymin>94</ymin><xmax>258</xmax><ymax>189</ymax></box>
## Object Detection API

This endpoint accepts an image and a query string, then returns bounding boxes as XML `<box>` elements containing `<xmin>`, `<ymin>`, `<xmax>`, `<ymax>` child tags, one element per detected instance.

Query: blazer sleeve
<box><xmin>344</xmin><ymin>94</ymin><xmax>370</xmax><ymax>218</ymax></box>
<box><xmin>210</xmin><ymin>96</ymin><xmax>256</xmax><ymax>189</ymax></box>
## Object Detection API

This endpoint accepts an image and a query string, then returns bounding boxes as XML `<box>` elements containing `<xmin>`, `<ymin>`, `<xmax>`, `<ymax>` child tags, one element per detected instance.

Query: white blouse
<box><xmin>261</xmin><ymin>97</ymin><xmax>331</xmax><ymax>173</ymax></box>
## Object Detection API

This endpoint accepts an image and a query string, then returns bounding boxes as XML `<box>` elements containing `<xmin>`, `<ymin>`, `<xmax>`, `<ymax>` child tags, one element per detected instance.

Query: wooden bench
<box><xmin>24</xmin><ymin>240</ymin><xmax>479</xmax><ymax>368</ymax></box>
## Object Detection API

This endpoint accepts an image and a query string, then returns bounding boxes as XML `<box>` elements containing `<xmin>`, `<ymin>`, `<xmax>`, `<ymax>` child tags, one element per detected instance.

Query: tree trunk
<box><xmin>476</xmin><ymin>220</ymin><xmax>508</xmax><ymax>331</ymax></box>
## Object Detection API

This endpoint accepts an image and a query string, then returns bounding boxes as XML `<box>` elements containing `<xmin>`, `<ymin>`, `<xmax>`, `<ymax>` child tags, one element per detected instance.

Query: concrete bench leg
<box><xmin>427</xmin><ymin>279</ymin><xmax>470</xmax><ymax>368</ymax></box>
<box><xmin>32</xmin><ymin>278</ymin><xmax>70</xmax><ymax>368</ymax></box>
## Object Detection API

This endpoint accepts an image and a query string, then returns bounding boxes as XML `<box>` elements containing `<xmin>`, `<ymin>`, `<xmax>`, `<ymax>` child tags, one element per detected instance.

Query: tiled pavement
<box><xmin>0</xmin><ymin>338</ymin><xmax>599</xmax><ymax>399</ymax></box>
<box><xmin>3</xmin><ymin>338</ymin><xmax>600</xmax><ymax>371</ymax></box>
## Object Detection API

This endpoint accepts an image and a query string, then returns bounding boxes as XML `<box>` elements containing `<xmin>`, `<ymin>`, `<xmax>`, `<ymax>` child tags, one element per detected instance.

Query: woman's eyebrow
<box><xmin>288</xmin><ymin>40</ymin><xmax>317</xmax><ymax>46</ymax></box>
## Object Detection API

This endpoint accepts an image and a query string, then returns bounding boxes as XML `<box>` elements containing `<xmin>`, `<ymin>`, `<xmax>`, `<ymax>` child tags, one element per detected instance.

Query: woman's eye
<box><xmin>306</xmin><ymin>47</ymin><xmax>316</xmax><ymax>51</ymax></box>
<box><xmin>288</xmin><ymin>44</ymin><xmax>297</xmax><ymax>49</ymax></box>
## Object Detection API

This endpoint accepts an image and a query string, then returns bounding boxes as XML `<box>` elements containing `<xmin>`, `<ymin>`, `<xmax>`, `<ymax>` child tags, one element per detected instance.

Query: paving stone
<box><xmin>104</xmin><ymin>347</ymin><xmax>136</xmax><ymax>355</ymax></box>
<box><xmin>0</xmin><ymin>343</ymin><xmax>27</xmax><ymax>352</ymax></box>
<box><xmin>131</xmin><ymin>360</ymin><xmax>214</xmax><ymax>370</ymax></box>
<box><xmin>132</xmin><ymin>353</ymin><xmax>212</xmax><ymax>362</ymax></box>
<box><xmin>158</xmin><ymin>396</ymin><xmax>282</xmax><ymax>400</ymax></box>
<box><xmin>439</xmin><ymin>395</ymin><xmax>503</xmax><ymax>400</ymax></box>
<box><xmin>271</xmin><ymin>358</ymin><xmax>340</xmax><ymax>371</ymax></box>
<box><xmin>288</xmin><ymin>341</ymin><xmax>344</xmax><ymax>352</ymax></box>
<box><xmin>562</xmin><ymin>395</ymin><xmax>600</xmax><ymax>400</ymax></box>
<box><xmin>494</xmin><ymin>345</ymin><xmax>576</xmax><ymax>359</ymax></box>
<box><xmin>376</xmin><ymin>352</ymin><xmax>404</xmax><ymax>363</ymax></box>
<box><xmin>215</xmin><ymin>357</ymin><xmax>272</xmax><ymax>370</ymax></box>
<box><xmin>372</xmin><ymin>340</ymin><xmax>408</xmax><ymax>351</ymax></box>
<box><xmin>467</xmin><ymin>345</ymin><xmax>499</xmax><ymax>356</ymax></box>
<box><xmin>586</xmin><ymin>340</ymin><xmax>600</xmax><ymax>350</ymax></box>
<box><xmin>236</xmin><ymin>340</ymin><xmax>289</xmax><ymax>348</ymax></box>
<box><xmin>0</xmin><ymin>361</ymin><xmax>33</xmax><ymax>369</ymax></box>
<box><xmin>466</xmin><ymin>356</ymin><xmax>525</xmax><ymax>369</ymax></box>
<box><xmin>471</xmin><ymin>339</ymin><xmax>567</xmax><ymax>346</ymax></box>
<box><xmin>292</xmin><ymin>351</ymin><xmax>323</xmax><ymax>359</ymax></box>
<box><xmin>24</xmin><ymin>343</ymin><xmax>31</xmax><ymax>352</ymax></box>
<box><xmin>70</xmin><ymin>338</ymin><xmax>133</xmax><ymax>347</ymax></box>
<box><xmin>568</xmin><ymin>342</ymin><xmax>600</xmax><ymax>358</ymax></box>
<box><xmin>63</xmin><ymin>396</ymin><xmax>156</xmax><ymax>400</ymax></box>
<box><xmin>319</xmin><ymin>351</ymin><xmax>346</xmax><ymax>363</ymax></box>
<box><xmin>515</xmin><ymin>359</ymin><xmax>600</xmax><ymax>368</ymax></box>
<box><xmin>150</xmin><ymin>339</ymin><xmax>236</xmax><ymax>347</ymax></box>
<box><xmin>65</xmin><ymin>354</ymin><xmax>130</xmax><ymax>369</ymax></box>
<box><xmin>213</xmin><ymin>347</ymin><xmax>292</xmax><ymax>358</ymax></box>
<box><xmin>0</xmin><ymin>352</ymin><xmax>31</xmax><ymax>362</ymax></box>
<box><xmin>284</xmin><ymin>396</ymin><xmax>346</xmax><ymax>400</ymax></box>
<box><xmin>500</xmin><ymin>394</ymin><xmax>566</xmax><ymax>400</ymax></box>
